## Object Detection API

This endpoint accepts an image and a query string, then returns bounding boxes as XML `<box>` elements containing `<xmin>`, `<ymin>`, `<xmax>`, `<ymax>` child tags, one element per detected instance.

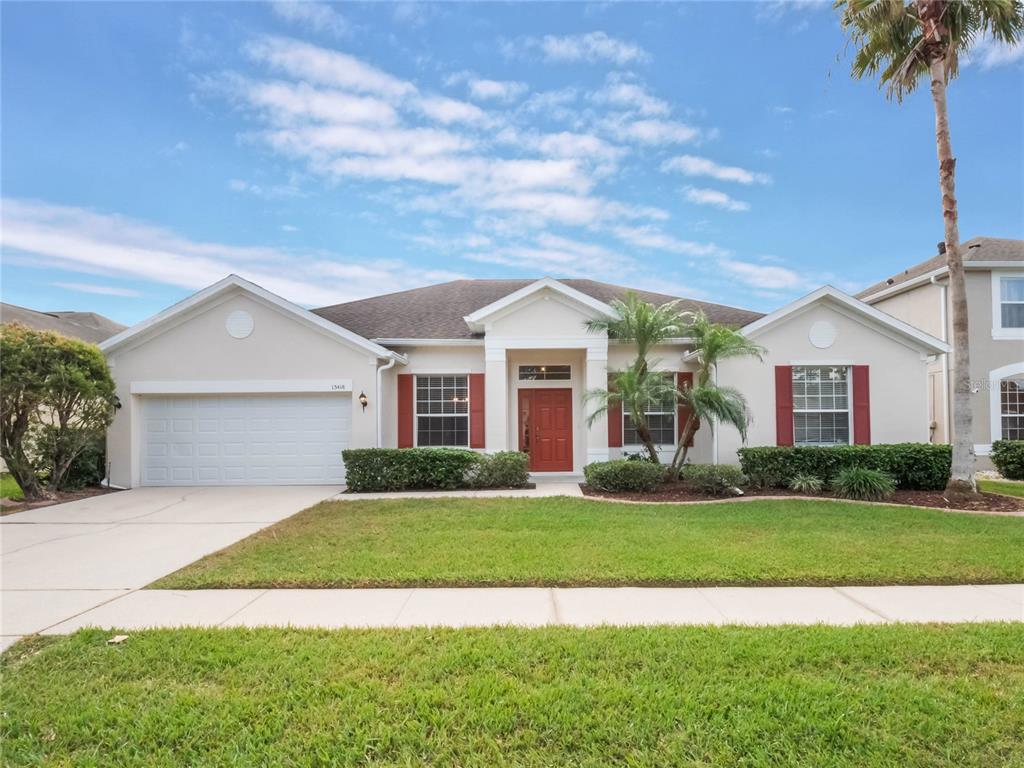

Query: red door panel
<box><xmin>521</xmin><ymin>388</ymin><xmax>573</xmax><ymax>472</ymax></box>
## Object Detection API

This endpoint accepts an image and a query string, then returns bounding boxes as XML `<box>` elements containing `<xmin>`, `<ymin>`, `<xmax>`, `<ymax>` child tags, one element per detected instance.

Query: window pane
<box><xmin>794</xmin><ymin>412</ymin><xmax>850</xmax><ymax>445</ymax></box>
<box><xmin>518</xmin><ymin>365</ymin><xmax>570</xmax><ymax>380</ymax></box>
<box><xmin>1001</xmin><ymin>303</ymin><xmax>1024</xmax><ymax>328</ymax></box>
<box><xmin>624</xmin><ymin>413</ymin><xmax>676</xmax><ymax>446</ymax></box>
<box><xmin>1000</xmin><ymin>277</ymin><xmax>1024</xmax><ymax>302</ymax></box>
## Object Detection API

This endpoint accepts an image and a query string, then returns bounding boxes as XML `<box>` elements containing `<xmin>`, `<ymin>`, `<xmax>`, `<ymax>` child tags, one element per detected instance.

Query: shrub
<box><xmin>584</xmin><ymin>460</ymin><xmax>664</xmax><ymax>493</ymax></box>
<box><xmin>832</xmin><ymin>467</ymin><xmax>896</xmax><ymax>501</ymax></box>
<box><xmin>342</xmin><ymin>448</ymin><xmax>482</xmax><ymax>492</ymax></box>
<box><xmin>788</xmin><ymin>473</ymin><xmax>824</xmax><ymax>494</ymax></box>
<box><xmin>679</xmin><ymin>464</ymin><xmax>747</xmax><ymax>496</ymax></box>
<box><xmin>470</xmin><ymin>451</ymin><xmax>530</xmax><ymax>489</ymax></box>
<box><xmin>990</xmin><ymin>440</ymin><xmax>1024</xmax><ymax>481</ymax></box>
<box><xmin>737</xmin><ymin>444</ymin><xmax>950</xmax><ymax>491</ymax></box>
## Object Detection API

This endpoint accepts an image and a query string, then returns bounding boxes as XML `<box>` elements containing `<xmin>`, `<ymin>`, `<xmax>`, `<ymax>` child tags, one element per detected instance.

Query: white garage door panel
<box><xmin>142</xmin><ymin>394</ymin><xmax>350</xmax><ymax>485</ymax></box>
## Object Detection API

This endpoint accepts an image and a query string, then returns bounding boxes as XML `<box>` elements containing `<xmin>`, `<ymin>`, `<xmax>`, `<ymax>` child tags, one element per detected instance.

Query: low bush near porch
<box><xmin>342</xmin><ymin>448</ymin><xmax>529</xmax><ymax>492</ymax></box>
<box><xmin>584</xmin><ymin>459</ymin><xmax>664</xmax><ymax>492</ymax></box>
<box><xmin>991</xmin><ymin>440</ymin><xmax>1024</xmax><ymax>480</ymax></box>
<box><xmin>738</xmin><ymin>443</ymin><xmax>951</xmax><ymax>490</ymax></box>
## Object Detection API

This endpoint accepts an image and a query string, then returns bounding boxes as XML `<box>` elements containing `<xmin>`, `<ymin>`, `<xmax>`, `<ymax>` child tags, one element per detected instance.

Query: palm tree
<box><xmin>836</xmin><ymin>0</ymin><xmax>1023</xmax><ymax>499</ymax></box>
<box><xmin>669</xmin><ymin>312</ymin><xmax>765</xmax><ymax>475</ymax></box>
<box><xmin>586</xmin><ymin>293</ymin><xmax>688</xmax><ymax>376</ymax></box>
<box><xmin>584</xmin><ymin>293</ymin><xmax>688</xmax><ymax>463</ymax></box>
<box><xmin>585</xmin><ymin>366</ymin><xmax>679</xmax><ymax>463</ymax></box>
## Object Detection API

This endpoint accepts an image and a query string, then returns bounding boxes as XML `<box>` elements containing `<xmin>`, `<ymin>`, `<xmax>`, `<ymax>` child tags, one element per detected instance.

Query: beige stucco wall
<box><xmin>105</xmin><ymin>290</ymin><xmax>381</xmax><ymax>487</ymax></box>
<box><xmin>716</xmin><ymin>302</ymin><xmax>932</xmax><ymax>466</ymax></box>
<box><xmin>872</xmin><ymin>269</ymin><xmax>1024</xmax><ymax>451</ymax></box>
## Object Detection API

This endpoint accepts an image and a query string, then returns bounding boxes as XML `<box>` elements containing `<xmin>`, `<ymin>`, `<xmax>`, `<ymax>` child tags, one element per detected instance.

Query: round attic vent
<box><xmin>808</xmin><ymin>320</ymin><xmax>837</xmax><ymax>349</ymax></box>
<box><xmin>226</xmin><ymin>310</ymin><xmax>254</xmax><ymax>339</ymax></box>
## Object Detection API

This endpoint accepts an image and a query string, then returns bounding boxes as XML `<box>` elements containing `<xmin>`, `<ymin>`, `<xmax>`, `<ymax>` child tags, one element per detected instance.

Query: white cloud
<box><xmin>683</xmin><ymin>186</ymin><xmax>750</xmax><ymax>212</ymax></box>
<box><xmin>603</xmin><ymin>116</ymin><xmax>701</xmax><ymax>145</ymax></box>
<box><xmin>968</xmin><ymin>34</ymin><xmax>1024</xmax><ymax>69</ymax></box>
<box><xmin>2</xmin><ymin>198</ymin><xmax>463</xmax><ymax>307</ymax></box>
<box><xmin>242</xmin><ymin>79</ymin><xmax>399</xmax><ymax>125</ymax></box>
<box><xmin>245</xmin><ymin>36</ymin><xmax>416</xmax><ymax>101</ymax></box>
<box><xmin>414</xmin><ymin>94</ymin><xmax>488</xmax><ymax>124</ymax></box>
<box><xmin>468</xmin><ymin>78</ymin><xmax>528</xmax><ymax>102</ymax></box>
<box><xmin>52</xmin><ymin>282</ymin><xmax>142</xmax><ymax>298</ymax></box>
<box><xmin>280</xmin><ymin>224</ymin><xmax>299</xmax><ymax>232</ymax></box>
<box><xmin>392</xmin><ymin>2</ymin><xmax>433</xmax><ymax>26</ymax></box>
<box><xmin>507</xmin><ymin>31</ymin><xmax>649</xmax><ymax>65</ymax></box>
<box><xmin>590</xmin><ymin>73</ymin><xmax>669</xmax><ymax>116</ymax></box>
<box><xmin>227</xmin><ymin>178</ymin><xmax>303</xmax><ymax>198</ymax></box>
<box><xmin>611</xmin><ymin>225</ymin><xmax>724</xmax><ymax>256</ymax></box>
<box><xmin>466</xmin><ymin>232</ymin><xmax>628</xmax><ymax>277</ymax></box>
<box><xmin>662</xmin><ymin>155</ymin><xmax>771</xmax><ymax>185</ymax></box>
<box><xmin>718</xmin><ymin>258</ymin><xmax>807</xmax><ymax>290</ymax></box>
<box><xmin>270</xmin><ymin>1</ymin><xmax>349</xmax><ymax>38</ymax></box>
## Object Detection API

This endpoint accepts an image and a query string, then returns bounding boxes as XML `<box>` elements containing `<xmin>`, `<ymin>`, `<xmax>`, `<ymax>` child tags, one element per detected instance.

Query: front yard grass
<box><xmin>154</xmin><ymin>497</ymin><xmax>1024</xmax><ymax>589</ymax></box>
<box><xmin>1</xmin><ymin>472</ymin><xmax>24</xmax><ymax>501</ymax></box>
<box><xmin>2</xmin><ymin>624</ymin><xmax>1021</xmax><ymax>767</ymax></box>
<box><xmin>981</xmin><ymin>478</ymin><xmax>1024</xmax><ymax>498</ymax></box>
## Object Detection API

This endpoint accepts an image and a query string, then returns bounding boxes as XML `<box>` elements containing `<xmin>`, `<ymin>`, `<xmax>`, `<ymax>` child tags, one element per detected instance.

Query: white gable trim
<box><xmin>463</xmin><ymin>277</ymin><xmax>615</xmax><ymax>333</ymax></box>
<box><xmin>741</xmin><ymin>285</ymin><xmax>949</xmax><ymax>355</ymax></box>
<box><xmin>99</xmin><ymin>274</ymin><xmax>404</xmax><ymax>362</ymax></box>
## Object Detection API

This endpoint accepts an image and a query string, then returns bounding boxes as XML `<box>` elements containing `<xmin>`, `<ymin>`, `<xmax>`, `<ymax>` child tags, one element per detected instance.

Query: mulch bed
<box><xmin>581</xmin><ymin>483</ymin><xmax>1024</xmax><ymax>514</ymax></box>
<box><xmin>0</xmin><ymin>485</ymin><xmax>119</xmax><ymax>516</ymax></box>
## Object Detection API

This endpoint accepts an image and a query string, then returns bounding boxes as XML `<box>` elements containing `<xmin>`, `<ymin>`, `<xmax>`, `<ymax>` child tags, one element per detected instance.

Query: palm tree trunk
<box><xmin>926</xmin><ymin>55</ymin><xmax>977</xmax><ymax>498</ymax></box>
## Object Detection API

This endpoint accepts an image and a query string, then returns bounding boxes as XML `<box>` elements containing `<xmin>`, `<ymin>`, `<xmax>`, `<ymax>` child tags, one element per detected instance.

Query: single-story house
<box><xmin>1</xmin><ymin>302</ymin><xmax>126</xmax><ymax>343</ymax></box>
<box><xmin>98</xmin><ymin>275</ymin><xmax>949</xmax><ymax>487</ymax></box>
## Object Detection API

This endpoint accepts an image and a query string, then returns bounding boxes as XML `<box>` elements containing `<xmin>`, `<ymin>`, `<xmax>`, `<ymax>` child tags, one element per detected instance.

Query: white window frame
<box><xmin>991</xmin><ymin>271</ymin><xmax>1024</xmax><ymax>340</ymax></box>
<box><xmin>622</xmin><ymin>373</ymin><xmax>677</xmax><ymax>449</ymax></box>
<box><xmin>792</xmin><ymin>365</ymin><xmax>852</xmax><ymax>447</ymax></box>
<box><xmin>413</xmin><ymin>374</ymin><xmax>470</xmax><ymax>448</ymax></box>
<box><xmin>999</xmin><ymin>377</ymin><xmax>1024</xmax><ymax>442</ymax></box>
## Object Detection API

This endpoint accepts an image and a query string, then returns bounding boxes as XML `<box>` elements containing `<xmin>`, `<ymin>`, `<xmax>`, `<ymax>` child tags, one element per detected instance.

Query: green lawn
<box><xmin>1</xmin><ymin>472</ymin><xmax>23</xmax><ymax>501</ymax></box>
<box><xmin>154</xmin><ymin>497</ymin><xmax>1024</xmax><ymax>589</ymax></box>
<box><xmin>980</xmin><ymin>478</ymin><xmax>1024</xmax><ymax>498</ymax></box>
<box><xmin>2</xmin><ymin>625</ymin><xmax>1021</xmax><ymax>767</ymax></box>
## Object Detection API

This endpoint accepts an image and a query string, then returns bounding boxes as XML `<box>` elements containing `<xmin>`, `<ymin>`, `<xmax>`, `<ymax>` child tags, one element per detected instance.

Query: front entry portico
<box><xmin>518</xmin><ymin>388</ymin><xmax>574</xmax><ymax>471</ymax></box>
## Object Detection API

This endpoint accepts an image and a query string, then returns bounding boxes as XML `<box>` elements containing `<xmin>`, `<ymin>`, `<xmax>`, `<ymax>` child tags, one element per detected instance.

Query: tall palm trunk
<box><xmin>919</xmin><ymin>2</ymin><xmax>976</xmax><ymax>497</ymax></box>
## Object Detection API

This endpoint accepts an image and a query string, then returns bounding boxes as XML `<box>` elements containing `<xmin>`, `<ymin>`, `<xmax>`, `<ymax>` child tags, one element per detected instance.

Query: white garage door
<box><xmin>141</xmin><ymin>394</ymin><xmax>351</xmax><ymax>485</ymax></box>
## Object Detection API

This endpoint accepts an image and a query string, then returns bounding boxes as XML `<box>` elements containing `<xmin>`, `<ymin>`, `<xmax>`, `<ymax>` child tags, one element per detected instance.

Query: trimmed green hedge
<box><xmin>991</xmin><ymin>440</ymin><xmax>1024</xmax><ymax>481</ymax></box>
<box><xmin>737</xmin><ymin>443</ymin><xmax>951</xmax><ymax>491</ymax></box>
<box><xmin>584</xmin><ymin>460</ymin><xmax>664</xmax><ymax>492</ymax></box>
<box><xmin>342</xmin><ymin>448</ymin><xmax>530</xmax><ymax>492</ymax></box>
<box><xmin>679</xmin><ymin>464</ymin><xmax>747</xmax><ymax>496</ymax></box>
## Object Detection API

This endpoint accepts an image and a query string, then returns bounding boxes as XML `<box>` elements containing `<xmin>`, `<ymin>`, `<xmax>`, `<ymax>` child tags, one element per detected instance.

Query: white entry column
<box><xmin>484</xmin><ymin>344</ymin><xmax>509</xmax><ymax>452</ymax></box>
<box><xmin>585</xmin><ymin>339</ymin><xmax>610</xmax><ymax>465</ymax></box>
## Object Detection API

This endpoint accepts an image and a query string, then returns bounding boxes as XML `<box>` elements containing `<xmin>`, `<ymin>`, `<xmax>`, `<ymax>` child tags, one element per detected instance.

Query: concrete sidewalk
<box><xmin>28</xmin><ymin>584</ymin><xmax>1023</xmax><ymax>638</ymax></box>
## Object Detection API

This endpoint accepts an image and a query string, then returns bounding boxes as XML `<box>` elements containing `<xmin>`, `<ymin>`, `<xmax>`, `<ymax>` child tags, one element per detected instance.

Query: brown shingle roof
<box><xmin>0</xmin><ymin>303</ymin><xmax>126</xmax><ymax>344</ymax></box>
<box><xmin>313</xmin><ymin>279</ymin><xmax>763</xmax><ymax>341</ymax></box>
<box><xmin>857</xmin><ymin>237</ymin><xmax>1024</xmax><ymax>300</ymax></box>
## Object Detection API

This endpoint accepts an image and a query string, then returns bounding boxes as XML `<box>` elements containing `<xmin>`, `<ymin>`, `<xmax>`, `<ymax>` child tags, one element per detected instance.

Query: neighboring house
<box><xmin>98</xmin><ymin>275</ymin><xmax>947</xmax><ymax>487</ymax></box>
<box><xmin>857</xmin><ymin>237</ymin><xmax>1024</xmax><ymax>462</ymax></box>
<box><xmin>0</xmin><ymin>302</ymin><xmax>126</xmax><ymax>343</ymax></box>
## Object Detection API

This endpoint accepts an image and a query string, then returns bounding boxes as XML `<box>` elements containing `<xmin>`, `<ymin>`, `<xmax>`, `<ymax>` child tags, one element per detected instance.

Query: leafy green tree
<box><xmin>0</xmin><ymin>324</ymin><xmax>118</xmax><ymax>499</ymax></box>
<box><xmin>669</xmin><ymin>312</ymin><xmax>764</xmax><ymax>475</ymax></box>
<box><xmin>836</xmin><ymin>0</ymin><xmax>1023</xmax><ymax>499</ymax></box>
<box><xmin>585</xmin><ymin>366</ymin><xmax>679</xmax><ymax>463</ymax></box>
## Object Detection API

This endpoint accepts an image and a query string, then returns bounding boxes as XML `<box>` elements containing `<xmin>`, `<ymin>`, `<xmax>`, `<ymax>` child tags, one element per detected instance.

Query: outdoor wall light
<box><xmin>358</xmin><ymin>391</ymin><xmax>369</xmax><ymax>411</ymax></box>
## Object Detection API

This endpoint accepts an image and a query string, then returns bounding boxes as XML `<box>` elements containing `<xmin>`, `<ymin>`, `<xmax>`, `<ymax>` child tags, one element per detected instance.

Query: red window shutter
<box><xmin>607</xmin><ymin>374</ymin><xmax>623</xmax><ymax>448</ymax></box>
<box><xmin>775</xmin><ymin>366</ymin><xmax>794</xmax><ymax>446</ymax></box>
<box><xmin>469</xmin><ymin>373</ymin><xmax>485</xmax><ymax>448</ymax></box>
<box><xmin>677</xmin><ymin>371</ymin><xmax>696</xmax><ymax>447</ymax></box>
<box><xmin>397</xmin><ymin>374</ymin><xmax>414</xmax><ymax>448</ymax></box>
<box><xmin>852</xmin><ymin>365</ymin><xmax>871</xmax><ymax>445</ymax></box>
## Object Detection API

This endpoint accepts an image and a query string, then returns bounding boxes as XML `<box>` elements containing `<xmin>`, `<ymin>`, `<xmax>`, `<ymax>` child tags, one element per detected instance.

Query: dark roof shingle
<box><xmin>857</xmin><ymin>237</ymin><xmax>1024</xmax><ymax>300</ymax></box>
<box><xmin>0</xmin><ymin>303</ymin><xmax>126</xmax><ymax>344</ymax></box>
<box><xmin>312</xmin><ymin>278</ymin><xmax>762</xmax><ymax>341</ymax></box>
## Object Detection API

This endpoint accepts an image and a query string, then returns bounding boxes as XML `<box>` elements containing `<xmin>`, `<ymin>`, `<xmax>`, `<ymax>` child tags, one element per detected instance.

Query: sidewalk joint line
<box><xmin>832</xmin><ymin>587</ymin><xmax>893</xmax><ymax>622</ymax></box>
<box><xmin>217</xmin><ymin>589</ymin><xmax>271</xmax><ymax>627</ymax></box>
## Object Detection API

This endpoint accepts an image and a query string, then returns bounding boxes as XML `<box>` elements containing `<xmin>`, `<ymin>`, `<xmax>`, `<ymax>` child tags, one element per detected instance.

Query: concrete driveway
<box><xmin>0</xmin><ymin>485</ymin><xmax>341</xmax><ymax>648</ymax></box>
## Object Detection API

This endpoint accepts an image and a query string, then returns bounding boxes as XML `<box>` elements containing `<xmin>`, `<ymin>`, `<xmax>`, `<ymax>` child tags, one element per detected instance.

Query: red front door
<box><xmin>519</xmin><ymin>388</ymin><xmax>573</xmax><ymax>472</ymax></box>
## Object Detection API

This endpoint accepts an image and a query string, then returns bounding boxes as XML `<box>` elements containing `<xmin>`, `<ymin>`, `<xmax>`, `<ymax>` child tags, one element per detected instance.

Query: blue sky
<box><xmin>2</xmin><ymin>1</ymin><xmax>1022</xmax><ymax>325</ymax></box>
